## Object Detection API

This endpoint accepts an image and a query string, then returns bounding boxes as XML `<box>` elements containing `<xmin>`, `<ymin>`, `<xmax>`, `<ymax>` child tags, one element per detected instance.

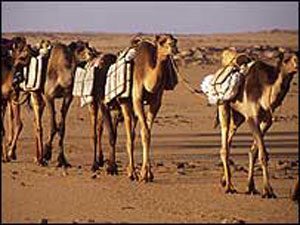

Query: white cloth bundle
<box><xmin>73</xmin><ymin>61</ymin><xmax>96</xmax><ymax>107</ymax></box>
<box><xmin>201</xmin><ymin>69</ymin><xmax>243</xmax><ymax>105</ymax></box>
<box><xmin>20</xmin><ymin>55</ymin><xmax>43</xmax><ymax>91</ymax></box>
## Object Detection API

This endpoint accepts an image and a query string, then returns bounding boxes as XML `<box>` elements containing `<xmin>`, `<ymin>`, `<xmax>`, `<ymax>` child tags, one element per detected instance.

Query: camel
<box><xmin>2</xmin><ymin>38</ymin><xmax>119</xmax><ymax>171</ymax></box>
<box><xmin>1</xmin><ymin>37</ymin><xmax>52</xmax><ymax>164</ymax></box>
<box><xmin>216</xmin><ymin>49</ymin><xmax>298</xmax><ymax>198</ymax></box>
<box><xmin>1</xmin><ymin>36</ymin><xmax>30</xmax><ymax>162</ymax></box>
<box><xmin>41</xmin><ymin>40</ymin><xmax>94</xmax><ymax>167</ymax></box>
<box><xmin>115</xmin><ymin>34</ymin><xmax>179</xmax><ymax>181</ymax></box>
<box><xmin>87</xmin><ymin>52</ymin><xmax>119</xmax><ymax>174</ymax></box>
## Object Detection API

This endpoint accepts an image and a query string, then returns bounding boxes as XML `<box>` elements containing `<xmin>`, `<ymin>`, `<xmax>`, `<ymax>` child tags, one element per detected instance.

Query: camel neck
<box><xmin>270</xmin><ymin>69</ymin><xmax>294</xmax><ymax>111</ymax></box>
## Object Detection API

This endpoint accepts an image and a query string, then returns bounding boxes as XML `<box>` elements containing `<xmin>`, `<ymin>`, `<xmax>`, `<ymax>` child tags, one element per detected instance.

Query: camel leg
<box><xmin>7</xmin><ymin>101</ymin><xmax>23</xmax><ymax>161</ymax></box>
<box><xmin>56</xmin><ymin>95</ymin><xmax>72</xmax><ymax>168</ymax></box>
<box><xmin>1</xmin><ymin>101</ymin><xmax>9</xmax><ymax>162</ymax></box>
<box><xmin>218</xmin><ymin>104</ymin><xmax>237</xmax><ymax>194</ymax></box>
<box><xmin>291</xmin><ymin>178</ymin><xmax>299</xmax><ymax>201</ymax></box>
<box><xmin>97</xmin><ymin>109</ymin><xmax>105</xmax><ymax>167</ymax></box>
<box><xmin>247</xmin><ymin>116</ymin><xmax>276</xmax><ymax>198</ymax></box>
<box><xmin>246</xmin><ymin>115</ymin><xmax>272</xmax><ymax>195</ymax></box>
<box><xmin>31</xmin><ymin>92</ymin><xmax>46</xmax><ymax>166</ymax></box>
<box><xmin>121</xmin><ymin>102</ymin><xmax>138</xmax><ymax>180</ymax></box>
<box><xmin>6</xmin><ymin>101</ymin><xmax>14</xmax><ymax>147</ymax></box>
<box><xmin>99</xmin><ymin>102</ymin><xmax>117</xmax><ymax>175</ymax></box>
<box><xmin>220</xmin><ymin>110</ymin><xmax>244</xmax><ymax>187</ymax></box>
<box><xmin>88</xmin><ymin>101</ymin><xmax>100</xmax><ymax>172</ymax></box>
<box><xmin>146</xmin><ymin>93</ymin><xmax>162</xmax><ymax>130</ymax></box>
<box><xmin>43</xmin><ymin>96</ymin><xmax>57</xmax><ymax>162</ymax></box>
<box><xmin>132</xmin><ymin>89</ymin><xmax>153</xmax><ymax>182</ymax></box>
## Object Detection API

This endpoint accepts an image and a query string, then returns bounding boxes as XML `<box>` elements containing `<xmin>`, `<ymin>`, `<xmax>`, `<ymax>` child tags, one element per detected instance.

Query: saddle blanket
<box><xmin>19</xmin><ymin>55</ymin><xmax>43</xmax><ymax>91</ymax></box>
<box><xmin>104</xmin><ymin>48</ymin><xmax>136</xmax><ymax>104</ymax></box>
<box><xmin>73</xmin><ymin>59</ymin><xmax>101</xmax><ymax>107</ymax></box>
<box><xmin>200</xmin><ymin>62</ymin><xmax>254</xmax><ymax>105</ymax></box>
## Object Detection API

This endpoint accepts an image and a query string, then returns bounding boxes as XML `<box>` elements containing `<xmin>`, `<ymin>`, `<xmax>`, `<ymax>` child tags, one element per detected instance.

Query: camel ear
<box><xmin>155</xmin><ymin>35</ymin><xmax>161</xmax><ymax>43</ymax></box>
<box><xmin>68</xmin><ymin>42</ymin><xmax>77</xmax><ymax>51</ymax></box>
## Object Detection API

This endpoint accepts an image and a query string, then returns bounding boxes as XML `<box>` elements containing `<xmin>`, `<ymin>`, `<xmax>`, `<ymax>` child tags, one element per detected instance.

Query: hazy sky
<box><xmin>2</xmin><ymin>2</ymin><xmax>299</xmax><ymax>34</ymax></box>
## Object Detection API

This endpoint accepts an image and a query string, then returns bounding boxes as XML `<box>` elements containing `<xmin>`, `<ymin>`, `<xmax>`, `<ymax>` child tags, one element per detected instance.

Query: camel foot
<box><xmin>35</xmin><ymin>157</ymin><xmax>48</xmax><ymax>167</ymax></box>
<box><xmin>246</xmin><ymin>181</ymin><xmax>260</xmax><ymax>195</ymax></box>
<box><xmin>106</xmin><ymin>162</ymin><xmax>118</xmax><ymax>175</ymax></box>
<box><xmin>245</xmin><ymin>188</ymin><xmax>260</xmax><ymax>195</ymax></box>
<box><xmin>91</xmin><ymin>161</ymin><xmax>100</xmax><ymax>172</ymax></box>
<box><xmin>98</xmin><ymin>155</ymin><xmax>104</xmax><ymax>167</ymax></box>
<box><xmin>56</xmin><ymin>153</ymin><xmax>72</xmax><ymax>168</ymax></box>
<box><xmin>225</xmin><ymin>185</ymin><xmax>238</xmax><ymax>194</ymax></box>
<box><xmin>43</xmin><ymin>144</ymin><xmax>52</xmax><ymax>161</ymax></box>
<box><xmin>220</xmin><ymin>176</ymin><xmax>226</xmax><ymax>187</ymax></box>
<box><xmin>2</xmin><ymin>155</ymin><xmax>11</xmax><ymax>163</ymax></box>
<box><xmin>262</xmin><ymin>189</ymin><xmax>277</xmax><ymax>199</ymax></box>
<box><xmin>127</xmin><ymin>167</ymin><xmax>138</xmax><ymax>181</ymax></box>
<box><xmin>7</xmin><ymin>147</ymin><xmax>17</xmax><ymax>161</ymax></box>
<box><xmin>138</xmin><ymin>167</ymin><xmax>154</xmax><ymax>183</ymax></box>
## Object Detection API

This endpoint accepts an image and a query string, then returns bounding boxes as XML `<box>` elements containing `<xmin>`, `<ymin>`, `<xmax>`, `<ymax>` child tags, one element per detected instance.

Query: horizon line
<box><xmin>2</xmin><ymin>28</ymin><xmax>298</xmax><ymax>36</ymax></box>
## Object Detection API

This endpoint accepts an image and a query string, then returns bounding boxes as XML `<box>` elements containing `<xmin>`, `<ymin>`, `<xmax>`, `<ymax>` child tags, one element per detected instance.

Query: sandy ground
<box><xmin>2</xmin><ymin>31</ymin><xmax>299</xmax><ymax>223</ymax></box>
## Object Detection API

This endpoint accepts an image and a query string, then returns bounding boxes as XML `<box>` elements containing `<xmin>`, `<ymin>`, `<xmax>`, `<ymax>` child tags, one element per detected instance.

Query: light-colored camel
<box><xmin>217</xmin><ymin>49</ymin><xmax>298</xmax><ymax>198</ymax></box>
<box><xmin>117</xmin><ymin>34</ymin><xmax>179</xmax><ymax>181</ymax></box>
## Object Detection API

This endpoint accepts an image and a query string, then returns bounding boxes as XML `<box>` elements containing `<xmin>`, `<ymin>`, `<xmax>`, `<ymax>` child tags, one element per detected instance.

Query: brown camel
<box><xmin>87</xmin><ymin>52</ymin><xmax>119</xmax><ymax>174</ymax></box>
<box><xmin>42</xmin><ymin>40</ymin><xmax>93</xmax><ymax>167</ymax></box>
<box><xmin>115</xmin><ymin>34</ymin><xmax>179</xmax><ymax>181</ymax></box>
<box><xmin>2</xmin><ymin>38</ymin><xmax>118</xmax><ymax>171</ymax></box>
<box><xmin>1</xmin><ymin>37</ymin><xmax>52</xmax><ymax>164</ymax></box>
<box><xmin>1</xmin><ymin>37</ymin><xmax>30</xmax><ymax>162</ymax></box>
<box><xmin>216</xmin><ymin>49</ymin><xmax>298</xmax><ymax>198</ymax></box>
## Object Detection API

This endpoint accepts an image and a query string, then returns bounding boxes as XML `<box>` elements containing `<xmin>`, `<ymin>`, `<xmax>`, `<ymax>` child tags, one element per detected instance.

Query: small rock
<box><xmin>87</xmin><ymin>219</ymin><xmax>95</xmax><ymax>223</ymax></box>
<box><xmin>20</xmin><ymin>182</ymin><xmax>26</xmax><ymax>187</ymax></box>
<box><xmin>221</xmin><ymin>218</ymin><xmax>245</xmax><ymax>224</ymax></box>
<box><xmin>77</xmin><ymin>165</ymin><xmax>82</xmax><ymax>169</ymax></box>
<box><xmin>11</xmin><ymin>170</ymin><xmax>19</xmax><ymax>175</ymax></box>
<box><xmin>176</xmin><ymin>162</ymin><xmax>185</xmax><ymax>169</ymax></box>
<box><xmin>176</xmin><ymin>170</ymin><xmax>186</xmax><ymax>175</ymax></box>
<box><xmin>62</xmin><ymin>170</ymin><xmax>68</xmax><ymax>177</ymax></box>
<box><xmin>291</xmin><ymin>161</ymin><xmax>298</xmax><ymax>167</ymax></box>
<box><xmin>156</xmin><ymin>162</ymin><xmax>164</xmax><ymax>167</ymax></box>
<box><xmin>187</xmin><ymin>163</ymin><xmax>196</xmax><ymax>169</ymax></box>
<box><xmin>234</xmin><ymin>165</ymin><xmax>248</xmax><ymax>173</ymax></box>
<box><xmin>91</xmin><ymin>174</ymin><xmax>98</xmax><ymax>179</ymax></box>
<box><xmin>40</xmin><ymin>218</ymin><xmax>48</xmax><ymax>224</ymax></box>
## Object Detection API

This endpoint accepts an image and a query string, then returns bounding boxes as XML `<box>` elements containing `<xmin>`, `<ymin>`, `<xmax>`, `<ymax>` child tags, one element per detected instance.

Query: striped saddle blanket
<box><xmin>72</xmin><ymin>58</ymin><xmax>101</xmax><ymax>107</ymax></box>
<box><xmin>19</xmin><ymin>55</ymin><xmax>44</xmax><ymax>91</ymax></box>
<box><xmin>104</xmin><ymin>48</ymin><xmax>136</xmax><ymax>104</ymax></box>
<box><xmin>200</xmin><ymin>62</ymin><xmax>255</xmax><ymax>105</ymax></box>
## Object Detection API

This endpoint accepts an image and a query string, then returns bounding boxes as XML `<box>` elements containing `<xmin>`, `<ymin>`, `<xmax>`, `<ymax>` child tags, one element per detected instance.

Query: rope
<box><xmin>169</xmin><ymin>57</ymin><xmax>204</xmax><ymax>97</ymax></box>
<box><xmin>12</xmin><ymin>91</ymin><xmax>30</xmax><ymax>106</ymax></box>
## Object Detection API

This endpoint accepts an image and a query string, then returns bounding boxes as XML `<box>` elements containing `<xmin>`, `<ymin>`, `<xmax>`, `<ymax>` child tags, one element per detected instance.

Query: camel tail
<box><xmin>12</xmin><ymin>92</ymin><xmax>31</xmax><ymax>110</ymax></box>
<box><xmin>26</xmin><ymin>94</ymin><xmax>33</xmax><ymax>111</ymax></box>
<box><xmin>213</xmin><ymin>109</ymin><xmax>219</xmax><ymax>129</ymax></box>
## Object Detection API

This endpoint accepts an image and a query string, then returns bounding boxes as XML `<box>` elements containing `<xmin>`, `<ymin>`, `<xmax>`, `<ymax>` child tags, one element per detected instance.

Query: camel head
<box><xmin>221</xmin><ymin>48</ymin><xmax>252</xmax><ymax>67</ymax></box>
<box><xmin>35</xmin><ymin>39</ymin><xmax>52</xmax><ymax>57</ymax></box>
<box><xmin>155</xmin><ymin>34</ymin><xmax>179</xmax><ymax>57</ymax></box>
<box><xmin>10</xmin><ymin>37</ymin><xmax>32</xmax><ymax>72</ymax></box>
<box><xmin>281</xmin><ymin>52</ymin><xmax>298</xmax><ymax>76</ymax></box>
<box><xmin>68</xmin><ymin>40</ymin><xmax>93</xmax><ymax>64</ymax></box>
<box><xmin>221</xmin><ymin>48</ymin><xmax>237</xmax><ymax>66</ymax></box>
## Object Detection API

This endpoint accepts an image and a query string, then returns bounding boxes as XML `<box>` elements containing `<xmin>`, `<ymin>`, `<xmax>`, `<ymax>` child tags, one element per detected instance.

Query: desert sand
<box><xmin>2</xmin><ymin>31</ymin><xmax>299</xmax><ymax>223</ymax></box>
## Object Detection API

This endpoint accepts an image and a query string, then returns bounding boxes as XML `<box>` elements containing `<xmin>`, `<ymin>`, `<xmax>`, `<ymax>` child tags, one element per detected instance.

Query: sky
<box><xmin>1</xmin><ymin>2</ymin><xmax>299</xmax><ymax>34</ymax></box>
